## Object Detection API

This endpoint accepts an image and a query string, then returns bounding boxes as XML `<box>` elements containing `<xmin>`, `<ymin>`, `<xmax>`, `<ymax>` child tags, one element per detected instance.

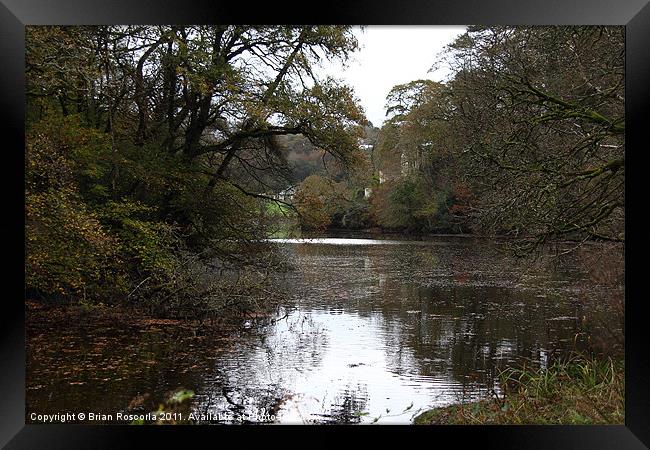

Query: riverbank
<box><xmin>414</xmin><ymin>356</ymin><xmax>624</xmax><ymax>425</ymax></box>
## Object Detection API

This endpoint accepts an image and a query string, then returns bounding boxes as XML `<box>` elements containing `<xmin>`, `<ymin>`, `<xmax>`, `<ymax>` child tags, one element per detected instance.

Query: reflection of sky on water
<box><xmin>274</xmin><ymin>311</ymin><xmax>488</xmax><ymax>423</ymax></box>
<box><xmin>197</xmin><ymin>309</ymin><xmax>493</xmax><ymax>424</ymax></box>
<box><xmin>269</xmin><ymin>238</ymin><xmax>404</xmax><ymax>245</ymax></box>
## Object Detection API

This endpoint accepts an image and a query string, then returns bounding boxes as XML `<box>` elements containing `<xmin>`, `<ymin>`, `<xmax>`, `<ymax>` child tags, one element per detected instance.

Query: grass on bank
<box><xmin>414</xmin><ymin>355</ymin><xmax>624</xmax><ymax>425</ymax></box>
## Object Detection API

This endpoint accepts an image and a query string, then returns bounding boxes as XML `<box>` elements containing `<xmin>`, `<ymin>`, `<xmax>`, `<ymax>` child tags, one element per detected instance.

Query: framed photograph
<box><xmin>2</xmin><ymin>0</ymin><xmax>648</xmax><ymax>447</ymax></box>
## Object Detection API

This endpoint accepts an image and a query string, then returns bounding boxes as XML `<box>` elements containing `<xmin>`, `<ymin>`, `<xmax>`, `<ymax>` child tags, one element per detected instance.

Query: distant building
<box><xmin>275</xmin><ymin>186</ymin><xmax>297</xmax><ymax>202</ymax></box>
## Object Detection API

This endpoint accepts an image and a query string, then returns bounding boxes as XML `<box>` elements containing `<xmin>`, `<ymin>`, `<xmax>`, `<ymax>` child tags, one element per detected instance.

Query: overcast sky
<box><xmin>320</xmin><ymin>26</ymin><xmax>467</xmax><ymax>127</ymax></box>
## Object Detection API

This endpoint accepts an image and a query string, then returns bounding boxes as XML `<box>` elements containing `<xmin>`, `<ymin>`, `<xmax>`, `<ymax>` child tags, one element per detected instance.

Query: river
<box><xmin>26</xmin><ymin>235</ymin><xmax>624</xmax><ymax>424</ymax></box>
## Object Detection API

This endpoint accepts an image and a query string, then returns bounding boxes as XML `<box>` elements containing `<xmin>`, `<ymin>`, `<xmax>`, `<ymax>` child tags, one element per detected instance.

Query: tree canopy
<box><xmin>368</xmin><ymin>26</ymin><xmax>624</xmax><ymax>250</ymax></box>
<box><xmin>26</xmin><ymin>25</ymin><xmax>368</xmax><ymax>307</ymax></box>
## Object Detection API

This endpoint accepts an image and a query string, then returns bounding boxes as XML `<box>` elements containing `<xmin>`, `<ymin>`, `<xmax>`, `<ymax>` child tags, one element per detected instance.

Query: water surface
<box><xmin>27</xmin><ymin>236</ymin><xmax>623</xmax><ymax>424</ymax></box>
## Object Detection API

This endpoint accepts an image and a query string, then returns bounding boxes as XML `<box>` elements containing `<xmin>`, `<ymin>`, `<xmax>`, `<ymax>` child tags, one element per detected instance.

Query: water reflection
<box><xmin>192</xmin><ymin>309</ymin><xmax>492</xmax><ymax>424</ymax></box>
<box><xmin>27</xmin><ymin>237</ymin><xmax>623</xmax><ymax>424</ymax></box>
<box><xmin>268</xmin><ymin>238</ymin><xmax>403</xmax><ymax>245</ymax></box>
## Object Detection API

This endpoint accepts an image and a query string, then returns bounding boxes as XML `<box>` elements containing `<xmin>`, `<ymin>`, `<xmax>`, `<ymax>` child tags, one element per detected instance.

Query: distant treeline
<box><xmin>290</xmin><ymin>26</ymin><xmax>624</xmax><ymax>252</ymax></box>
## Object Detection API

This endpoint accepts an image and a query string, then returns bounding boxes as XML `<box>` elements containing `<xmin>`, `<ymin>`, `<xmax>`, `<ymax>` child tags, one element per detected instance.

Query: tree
<box><xmin>372</xmin><ymin>79</ymin><xmax>470</xmax><ymax>233</ymax></box>
<box><xmin>25</xmin><ymin>25</ymin><xmax>369</xmax><ymax>305</ymax></box>
<box><xmin>293</xmin><ymin>174</ymin><xmax>353</xmax><ymax>229</ymax></box>
<box><xmin>443</xmin><ymin>26</ymin><xmax>624</xmax><ymax>251</ymax></box>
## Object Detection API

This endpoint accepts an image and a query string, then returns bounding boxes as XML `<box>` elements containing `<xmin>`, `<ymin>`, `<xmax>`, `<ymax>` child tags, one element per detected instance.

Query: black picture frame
<box><xmin>2</xmin><ymin>1</ymin><xmax>648</xmax><ymax>447</ymax></box>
